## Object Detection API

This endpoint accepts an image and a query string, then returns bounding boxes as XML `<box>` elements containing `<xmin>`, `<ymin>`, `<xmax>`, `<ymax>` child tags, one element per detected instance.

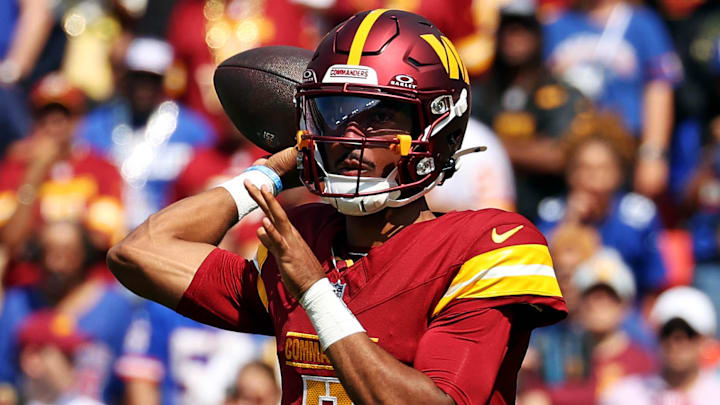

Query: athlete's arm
<box><xmin>326</xmin><ymin>334</ymin><xmax>455</xmax><ymax>405</ymax></box>
<box><xmin>327</xmin><ymin>302</ymin><xmax>526</xmax><ymax>405</ymax></box>
<box><xmin>107</xmin><ymin>148</ymin><xmax>297</xmax><ymax>309</ymax></box>
<box><xmin>107</xmin><ymin>187</ymin><xmax>236</xmax><ymax>308</ymax></box>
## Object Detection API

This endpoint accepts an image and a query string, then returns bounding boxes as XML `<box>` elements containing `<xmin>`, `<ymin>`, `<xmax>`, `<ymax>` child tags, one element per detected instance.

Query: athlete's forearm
<box><xmin>326</xmin><ymin>334</ymin><xmax>455</xmax><ymax>405</ymax></box>
<box><xmin>107</xmin><ymin>188</ymin><xmax>237</xmax><ymax>308</ymax></box>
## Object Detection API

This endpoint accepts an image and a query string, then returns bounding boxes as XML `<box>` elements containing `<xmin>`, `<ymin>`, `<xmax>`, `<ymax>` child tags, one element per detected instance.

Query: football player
<box><xmin>108</xmin><ymin>9</ymin><xmax>567</xmax><ymax>405</ymax></box>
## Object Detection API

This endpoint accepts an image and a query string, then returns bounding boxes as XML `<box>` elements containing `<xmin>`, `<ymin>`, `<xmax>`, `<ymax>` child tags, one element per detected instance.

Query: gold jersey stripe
<box><xmin>286</xmin><ymin>361</ymin><xmax>335</xmax><ymax>370</ymax></box>
<box><xmin>287</xmin><ymin>331</ymin><xmax>320</xmax><ymax>339</ymax></box>
<box><xmin>432</xmin><ymin>244</ymin><xmax>560</xmax><ymax>315</ymax></box>
<box><xmin>256</xmin><ymin>244</ymin><xmax>269</xmax><ymax>271</ymax></box>
<box><xmin>254</xmin><ymin>245</ymin><xmax>270</xmax><ymax>311</ymax></box>
<box><xmin>451</xmin><ymin>244</ymin><xmax>553</xmax><ymax>287</ymax></box>
<box><xmin>347</xmin><ymin>9</ymin><xmax>389</xmax><ymax>65</ymax></box>
<box><xmin>257</xmin><ymin>277</ymin><xmax>269</xmax><ymax>311</ymax></box>
<box><xmin>433</xmin><ymin>274</ymin><xmax>562</xmax><ymax>316</ymax></box>
<box><xmin>458</xmin><ymin>275</ymin><xmax>561</xmax><ymax>300</ymax></box>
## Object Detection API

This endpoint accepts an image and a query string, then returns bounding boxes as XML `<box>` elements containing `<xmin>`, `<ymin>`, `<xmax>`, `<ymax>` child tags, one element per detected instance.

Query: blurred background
<box><xmin>1</xmin><ymin>0</ymin><xmax>720</xmax><ymax>404</ymax></box>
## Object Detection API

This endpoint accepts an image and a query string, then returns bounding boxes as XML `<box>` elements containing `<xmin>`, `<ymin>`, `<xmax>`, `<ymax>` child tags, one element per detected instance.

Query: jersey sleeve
<box><xmin>175</xmin><ymin>248</ymin><xmax>274</xmax><ymax>335</ymax></box>
<box><xmin>415</xmin><ymin>299</ymin><xmax>533</xmax><ymax>405</ymax></box>
<box><xmin>431</xmin><ymin>211</ymin><xmax>567</xmax><ymax>326</ymax></box>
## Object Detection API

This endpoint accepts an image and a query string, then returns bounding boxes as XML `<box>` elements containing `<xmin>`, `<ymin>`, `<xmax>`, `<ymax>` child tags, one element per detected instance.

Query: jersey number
<box><xmin>302</xmin><ymin>375</ymin><xmax>353</xmax><ymax>405</ymax></box>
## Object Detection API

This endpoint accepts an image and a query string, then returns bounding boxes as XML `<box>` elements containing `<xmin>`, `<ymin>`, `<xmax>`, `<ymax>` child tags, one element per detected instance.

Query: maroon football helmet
<box><xmin>296</xmin><ymin>9</ymin><xmax>472</xmax><ymax>216</ymax></box>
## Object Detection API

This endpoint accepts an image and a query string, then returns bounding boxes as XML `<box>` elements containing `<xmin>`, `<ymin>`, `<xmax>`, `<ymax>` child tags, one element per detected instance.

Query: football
<box><xmin>214</xmin><ymin>46</ymin><xmax>313</xmax><ymax>152</ymax></box>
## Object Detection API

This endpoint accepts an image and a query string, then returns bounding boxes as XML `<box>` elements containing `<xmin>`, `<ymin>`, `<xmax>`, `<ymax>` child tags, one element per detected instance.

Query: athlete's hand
<box><xmin>254</xmin><ymin>147</ymin><xmax>302</xmax><ymax>189</ymax></box>
<box><xmin>245</xmin><ymin>181</ymin><xmax>325</xmax><ymax>299</ymax></box>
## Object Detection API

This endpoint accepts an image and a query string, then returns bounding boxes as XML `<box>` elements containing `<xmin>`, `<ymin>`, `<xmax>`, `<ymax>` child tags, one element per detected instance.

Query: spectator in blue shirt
<box><xmin>537</xmin><ymin>113</ymin><xmax>667</xmax><ymax>296</ymax></box>
<box><xmin>116</xmin><ymin>299</ymin><xmax>271</xmax><ymax>405</ymax></box>
<box><xmin>543</xmin><ymin>0</ymin><xmax>682</xmax><ymax>198</ymax></box>
<box><xmin>76</xmin><ymin>37</ymin><xmax>215</xmax><ymax>228</ymax></box>
<box><xmin>0</xmin><ymin>221</ymin><xmax>134</xmax><ymax>403</ymax></box>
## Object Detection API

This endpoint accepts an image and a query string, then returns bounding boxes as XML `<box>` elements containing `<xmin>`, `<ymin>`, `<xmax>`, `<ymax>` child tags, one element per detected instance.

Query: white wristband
<box><xmin>219</xmin><ymin>167</ymin><xmax>278</xmax><ymax>220</ymax></box>
<box><xmin>300</xmin><ymin>278</ymin><xmax>365</xmax><ymax>350</ymax></box>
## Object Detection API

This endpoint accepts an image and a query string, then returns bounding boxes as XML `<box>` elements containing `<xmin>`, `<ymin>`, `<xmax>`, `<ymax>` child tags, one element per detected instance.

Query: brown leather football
<box><xmin>214</xmin><ymin>46</ymin><xmax>312</xmax><ymax>152</ymax></box>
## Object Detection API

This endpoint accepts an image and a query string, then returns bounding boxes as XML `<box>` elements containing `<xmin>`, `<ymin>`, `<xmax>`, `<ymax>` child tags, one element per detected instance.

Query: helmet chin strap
<box><xmin>321</xmin><ymin>171</ymin><xmax>401</xmax><ymax>216</ymax></box>
<box><xmin>321</xmin><ymin>169</ymin><xmax>446</xmax><ymax>216</ymax></box>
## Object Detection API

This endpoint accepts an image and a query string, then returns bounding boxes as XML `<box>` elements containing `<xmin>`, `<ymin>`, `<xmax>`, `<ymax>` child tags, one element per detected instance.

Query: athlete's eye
<box><xmin>368</xmin><ymin>109</ymin><xmax>394</xmax><ymax>126</ymax></box>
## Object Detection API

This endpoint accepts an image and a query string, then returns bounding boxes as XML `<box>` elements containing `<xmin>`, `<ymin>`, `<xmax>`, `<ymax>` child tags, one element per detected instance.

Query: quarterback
<box><xmin>108</xmin><ymin>9</ymin><xmax>566</xmax><ymax>405</ymax></box>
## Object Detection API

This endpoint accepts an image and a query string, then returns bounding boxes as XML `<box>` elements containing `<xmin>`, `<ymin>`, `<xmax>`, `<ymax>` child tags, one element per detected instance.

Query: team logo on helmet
<box><xmin>389</xmin><ymin>74</ymin><xmax>417</xmax><ymax>89</ymax></box>
<box><xmin>420</xmin><ymin>34</ymin><xmax>470</xmax><ymax>84</ymax></box>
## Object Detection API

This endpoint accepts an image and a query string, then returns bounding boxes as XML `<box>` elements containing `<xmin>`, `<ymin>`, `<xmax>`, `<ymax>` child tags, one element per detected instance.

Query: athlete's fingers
<box><xmin>257</xmin><ymin>223</ymin><xmax>286</xmax><ymax>256</ymax></box>
<box><xmin>261</xmin><ymin>216</ymin><xmax>285</xmax><ymax>249</ymax></box>
<box><xmin>259</xmin><ymin>186</ymin><xmax>291</xmax><ymax>232</ymax></box>
<box><xmin>244</xmin><ymin>180</ymin><xmax>273</xmax><ymax>221</ymax></box>
<box><xmin>256</xmin><ymin>227</ymin><xmax>273</xmax><ymax>251</ymax></box>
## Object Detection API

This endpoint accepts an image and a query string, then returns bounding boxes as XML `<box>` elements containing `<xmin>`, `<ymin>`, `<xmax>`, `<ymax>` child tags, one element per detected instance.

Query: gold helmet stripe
<box><xmin>441</xmin><ymin>36</ymin><xmax>470</xmax><ymax>84</ymax></box>
<box><xmin>421</xmin><ymin>33</ymin><xmax>469</xmax><ymax>83</ymax></box>
<box><xmin>420</xmin><ymin>34</ymin><xmax>449</xmax><ymax>72</ymax></box>
<box><xmin>347</xmin><ymin>9</ymin><xmax>389</xmax><ymax>65</ymax></box>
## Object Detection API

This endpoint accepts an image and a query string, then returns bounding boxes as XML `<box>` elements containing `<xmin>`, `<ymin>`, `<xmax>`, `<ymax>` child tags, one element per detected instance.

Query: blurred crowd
<box><xmin>1</xmin><ymin>0</ymin><xmax>720</xmax><ymax>404</ymax></box>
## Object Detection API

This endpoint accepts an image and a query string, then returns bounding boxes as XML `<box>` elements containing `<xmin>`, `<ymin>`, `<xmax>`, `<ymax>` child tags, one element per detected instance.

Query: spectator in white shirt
<box><xmin>601</xmin><ymin>287</ymin><xmax>720</xmax><ymax>405</ymax></box>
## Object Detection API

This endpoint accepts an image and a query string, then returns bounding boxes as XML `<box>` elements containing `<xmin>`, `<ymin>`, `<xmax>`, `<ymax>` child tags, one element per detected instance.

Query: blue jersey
<box><xmin>543</xmin><ymin>5</ymin><xmax>681</xmax><ymax>133</ymax></box>
<box><xmin>75</xmin><ymin>100</ymin><xmax>214</xmax><ymax>227</ymax></box>
<box><xmin>537</xmin><ymin>192</ymin><xmax>667</xmax><ymax>294</ymax></box>
<box><xmin>0</xmin><ymin>283</ymin><xmax>134</xmax><ymax>402</ymax></box>
<box><xmin>117</xmin><ymin>300</ymin><xmax>270</xmax><ymax>405</ymax></box>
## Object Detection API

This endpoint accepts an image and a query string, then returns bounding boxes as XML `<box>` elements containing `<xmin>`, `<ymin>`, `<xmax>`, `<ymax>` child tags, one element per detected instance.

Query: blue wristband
<box><xmin>245</xmin><ymin>165</ymin><xmax>283</xmax><ymax>194</ymax></box>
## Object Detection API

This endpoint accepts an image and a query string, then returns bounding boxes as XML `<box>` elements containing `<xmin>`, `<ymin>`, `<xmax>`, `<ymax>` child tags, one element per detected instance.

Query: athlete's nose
<box><xmin>342</xmin><ymin>122</ymin><xmax>365</xmax><ymax>139</ymax></box>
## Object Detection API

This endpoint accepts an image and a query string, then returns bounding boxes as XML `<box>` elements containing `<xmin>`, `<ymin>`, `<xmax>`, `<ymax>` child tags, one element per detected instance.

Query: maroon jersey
<box><xmin>178</xmin><ymin>203</ymin><xmax>567</xmax><ymax>404</ymax></box>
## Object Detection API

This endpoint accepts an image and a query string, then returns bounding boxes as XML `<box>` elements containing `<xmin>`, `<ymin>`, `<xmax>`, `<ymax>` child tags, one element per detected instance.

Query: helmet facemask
<box><xmin>296</xmin><ymin>84</ymin><xmax>468</xmax><ymax>216</ymax></box>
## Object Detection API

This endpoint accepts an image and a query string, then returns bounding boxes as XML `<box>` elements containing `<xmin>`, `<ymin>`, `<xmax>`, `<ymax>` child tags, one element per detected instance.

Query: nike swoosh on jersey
<box><xmin>491</xmin><ymin>225</ymin><xmax>524</xmax><ymax>244</ymax></box>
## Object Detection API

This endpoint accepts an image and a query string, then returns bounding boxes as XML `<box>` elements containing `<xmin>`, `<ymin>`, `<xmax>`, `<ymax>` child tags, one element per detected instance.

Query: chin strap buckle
<box><xmin>296</xmin><ymin>130</ymin><xmax>311</xmax><ymax>150</ymax></box>
<box><xmin>390</xmin><ymin>134</ymin><xmax>412</xmax><ymax>156</ymax></box>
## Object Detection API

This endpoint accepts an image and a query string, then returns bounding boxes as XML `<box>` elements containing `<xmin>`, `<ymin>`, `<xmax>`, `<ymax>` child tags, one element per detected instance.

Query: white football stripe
<box><xmin>443</xmin><ymin>264</ymin><xmax>556</xmax><ymax>298</ymax></box>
